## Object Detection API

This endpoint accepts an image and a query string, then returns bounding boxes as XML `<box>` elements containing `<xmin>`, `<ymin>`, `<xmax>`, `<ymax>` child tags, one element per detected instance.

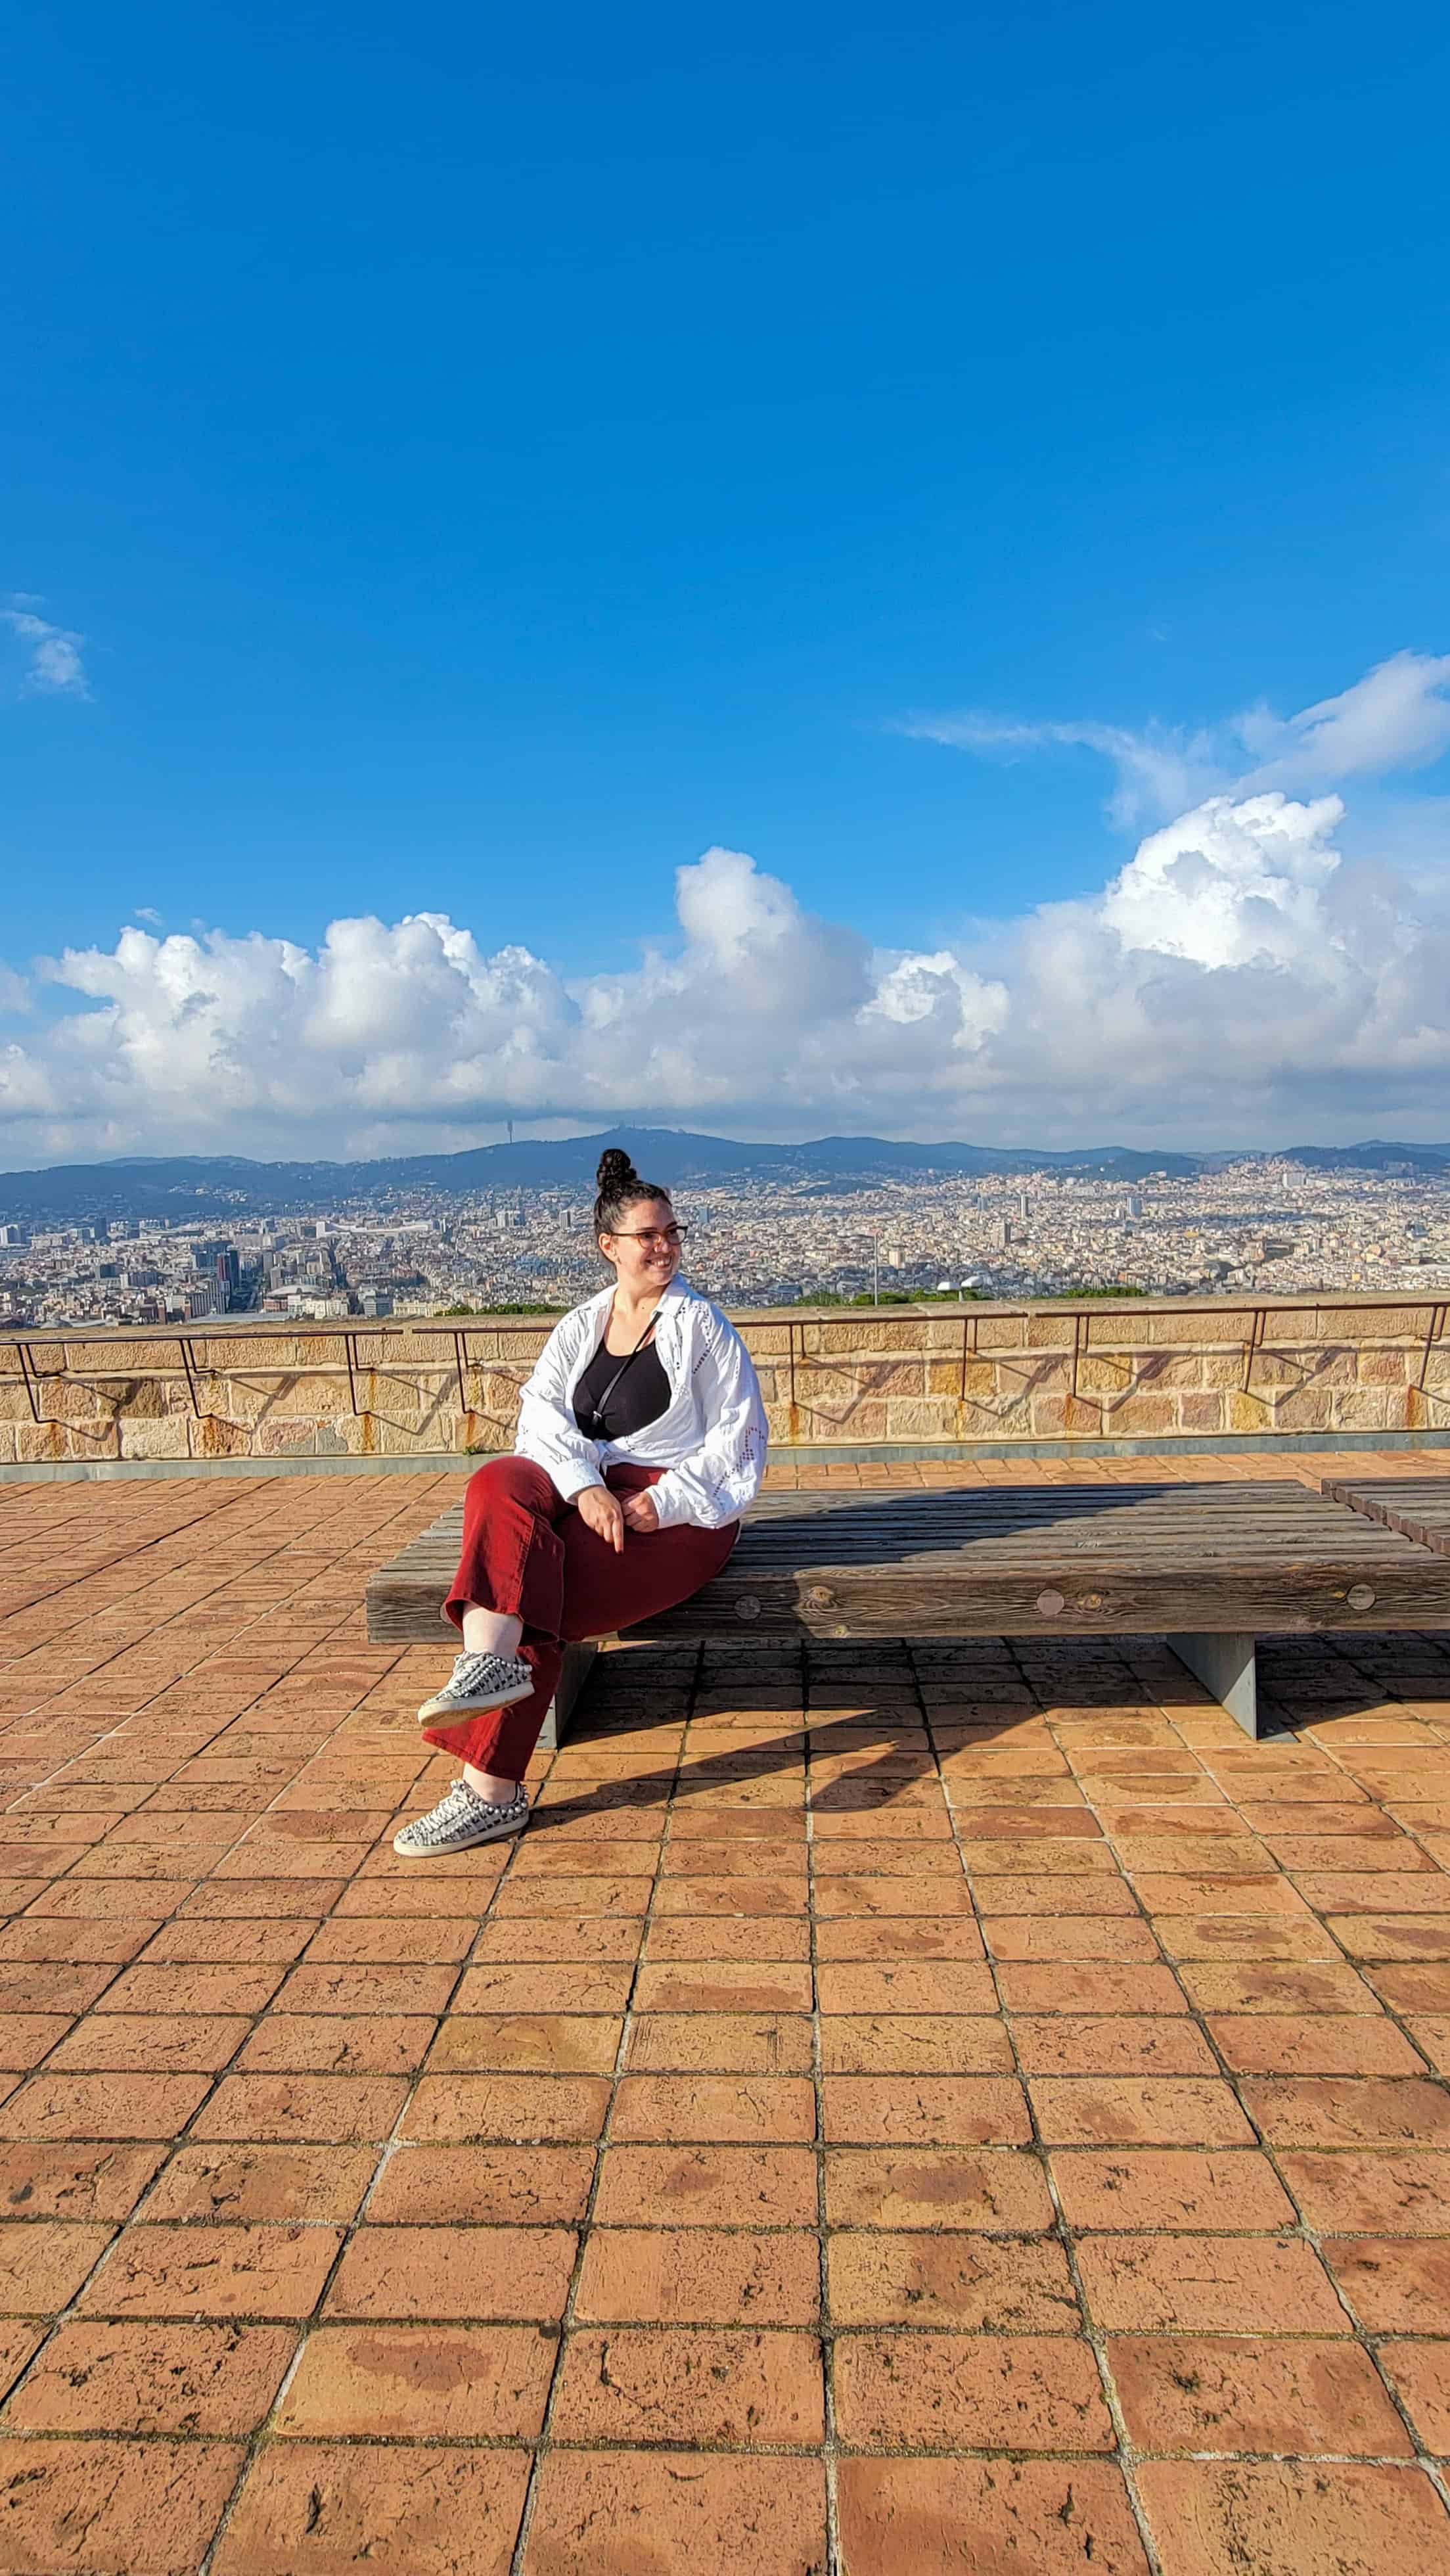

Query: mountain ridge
<box><xmin>3</xmin><ymin>1128</ymin><xmax>1449</xmax><ymax>1224</ymax></box>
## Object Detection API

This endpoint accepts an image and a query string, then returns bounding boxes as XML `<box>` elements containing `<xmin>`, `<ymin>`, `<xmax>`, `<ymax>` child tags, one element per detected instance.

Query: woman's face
<box><xmin>599</xmin><ymin>1195</ymin><xmax>682</xmax><ymax>1294</ymax></box>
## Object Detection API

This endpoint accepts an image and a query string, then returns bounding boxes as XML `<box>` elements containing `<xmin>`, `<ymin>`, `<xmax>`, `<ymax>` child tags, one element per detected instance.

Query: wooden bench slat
<box><xmin>367</xmin><ymin>1477</ymin><xmax>1450</xmax><ymax>1739</ymax></box>
<box><xmin>1323</xmin><ymin>1475</ymin><xmax>1450</xmax><ymax>1557</ymax></box>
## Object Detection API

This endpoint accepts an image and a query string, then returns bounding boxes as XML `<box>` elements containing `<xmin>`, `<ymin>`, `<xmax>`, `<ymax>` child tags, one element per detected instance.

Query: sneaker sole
<box><xmin>415</xmin><ymin>1676</ymin><xmax>536</xmax><ymax>1726</ymax></box>
<box><xmin>392</xmin><ymin>1808</ymin><xmax>530</xmax><ymax>1857</ymax></box>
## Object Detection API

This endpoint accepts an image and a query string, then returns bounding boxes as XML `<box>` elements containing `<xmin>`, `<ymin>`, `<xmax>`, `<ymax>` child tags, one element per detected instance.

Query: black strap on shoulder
<box><xmin>578</xmin><ymin>1316</ymin><xmax>657</xmax><ymax>1438</ymax></box>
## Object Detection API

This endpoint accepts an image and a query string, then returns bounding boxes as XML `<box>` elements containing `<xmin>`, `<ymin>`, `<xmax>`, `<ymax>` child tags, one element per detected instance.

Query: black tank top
<box><xmin>573</xmin><ymin>1330</ymin><xmax>671</xmax><ymax>1443</ymax></box>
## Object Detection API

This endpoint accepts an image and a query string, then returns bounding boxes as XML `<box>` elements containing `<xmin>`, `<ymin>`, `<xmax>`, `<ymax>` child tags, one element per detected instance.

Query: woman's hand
<box><xmin>576</xmin><ymin>1484</ymin><xmax>625</xmax><ymax>1553</ymax></box>
<box><xmin>622</xmin><ymin>1489</ymin><xmax>660</xmax><ymax>1535</ymax></box>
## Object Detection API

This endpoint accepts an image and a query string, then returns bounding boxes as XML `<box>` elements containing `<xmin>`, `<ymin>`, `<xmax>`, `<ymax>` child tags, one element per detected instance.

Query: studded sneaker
<box><xmin>417</xmin><ymin>1649</ymin><xmax>534</xmax><ymax>1727</ymax></box>
<box><xmin>393</xmin><ymin>1778</ymin><xmax>530</xmax><ymax>1856</ymax></box>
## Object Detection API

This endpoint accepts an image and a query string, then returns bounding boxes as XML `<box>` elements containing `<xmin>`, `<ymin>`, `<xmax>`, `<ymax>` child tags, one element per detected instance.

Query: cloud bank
<box><xmin>2</xmin><ymin>652</ymin><xmax>1449</xmax><ymax>1164</ymax></box>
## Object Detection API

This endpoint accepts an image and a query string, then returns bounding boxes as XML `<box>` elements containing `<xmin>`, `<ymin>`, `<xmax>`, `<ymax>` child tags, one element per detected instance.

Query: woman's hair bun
<box><xmin>596</xmin><ymin>1147</ymin><xmax>640</xmax><ymax>1191</ymax></box>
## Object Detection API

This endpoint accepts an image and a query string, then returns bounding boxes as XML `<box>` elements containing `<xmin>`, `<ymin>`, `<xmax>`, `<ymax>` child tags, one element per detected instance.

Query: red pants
<box><xmin>428</xmin><ymin>1455</ymin><xmax>738</xmax><ymax>1774</ymax></box>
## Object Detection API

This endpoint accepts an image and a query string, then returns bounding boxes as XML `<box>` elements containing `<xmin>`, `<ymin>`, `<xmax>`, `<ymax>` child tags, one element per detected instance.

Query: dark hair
<box><xmin>594</xmin><ymin>1148</ymin><xmax>673</xmax><ymax>1241</ymax></box>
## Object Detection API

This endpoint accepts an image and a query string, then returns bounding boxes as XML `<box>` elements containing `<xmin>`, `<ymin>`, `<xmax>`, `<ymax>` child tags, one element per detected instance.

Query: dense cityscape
<box><xmin>4</xmin><ymin>1158</ymin><xmax>1450</xmax><ymax>1331</ymax></box>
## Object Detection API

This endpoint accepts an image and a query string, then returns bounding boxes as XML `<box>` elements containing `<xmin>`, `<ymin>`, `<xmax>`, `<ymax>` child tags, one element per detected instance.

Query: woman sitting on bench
<box><xmin>394</xmin><ymin>1147</ymin><xmax>768</xmax><ymax>1854</ymax></box>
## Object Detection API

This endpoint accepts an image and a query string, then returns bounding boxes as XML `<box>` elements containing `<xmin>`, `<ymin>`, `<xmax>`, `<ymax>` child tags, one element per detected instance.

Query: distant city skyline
<box><xmin>4</xmin><ymin>5</ymin><xmax>1449</xmax><ymax>1161</ymax></box>
<box><xmin>6</xmin><ymin>1153</ymin><xmax>1449</xmax><ymax>1335</ymax></box>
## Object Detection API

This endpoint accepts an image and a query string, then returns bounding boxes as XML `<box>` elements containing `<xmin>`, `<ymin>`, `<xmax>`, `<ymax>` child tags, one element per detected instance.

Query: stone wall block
<box><xmin>1358</xmin><ymin>1348</ymin><xmax>1414</xmax><ymax>1385</ymax></box>
<box><xmin>1146</xmin><ymin>1310</ymin><xmax>1254</xmax><ymax>1346</ymax></box>
<box><xmin>1146</xmin><ymin>1352</ymin><xmax>1204</xmax><ymax>1391</ymax></box>
<box><xmin>869</xmin><ymin>1360</ymin><xmax>927</xmax><ymax>1395</ymax></box>
<box><xmin>1077</xmin><ymin>1354</ymin><xmax>1133</xmax><ymax>1395</ymax></box>
<box><xmin>268</xmin><ymin>1373</ymin><xmax>350</xmax><ymax>1419</ymax></box>
<box><xmin>451</xmin><ymin>1329</ymin><xmax>502</xmax><ymax>1361</ymax></box>
<box><xmin>1099</xmin><ymin>1391</ymin><xmax>1177</xmax><ymax>1434</ymax></box>
<box><xmin>960</xmin><ymin>1392</ymin><xmax>1031</xmax><ymax>1434</ymax></box>
<box><xmin>973</xmin><ymin>1316</ymin><xmax>1030</xmax><ymax>1352</ymax></box>
<box><xmin>292</xmin><ymin>1334</ymin><xmax>340</xmax><ymax>1369</ymax></box>
<box><xmin>478</xmin><ymin>1369</ymin><xmax>528</xmax><ymax>1417</ymax></box>
<box><xmin>1229</xmin><ymin>1391</ymin><xmax>1274</xmax><ymax>1433</ymax></box>
<box><xmin>229</xmin><ymin>1335</ymin><xmax>290</xmax><ymax>1370</ymax></box>
<box><xmin>16</xmin><ymin>1421</ymin><xmax>77</xmax><ymax>1461</ymax></box>
<box><xmin>1317</xmin><ymin>1304</ymin><xmax>1425</xmax><ymax>1341</ymax></box>
<box><xmin>792</xmin><ymin>1363</ymin><xmax>915</xmax><ymax>1415</ymax></box>
<box><xmin>26</xmin><ymin>1374</ymin><xmax>108</xmax><ymax>1425</ymax></box>
<box><xmin>60</xmin><ymin>1337</ymin><xmax>149</xmax><ymax>1371</ymax></box>
<box><xmin>192</xmin><ymin>1414</ymin><xmax>253</xmax><ymax>1460</ymax></box>
<box><xmin>1271</xmin><ymin>1387</ymin><xmax>1334</xmax><ymax>1431</ymax></box>
<box><xmin>802</xmin><ymin>1358</ymin><xmax>924</xmax><ymax>1396</ymax></box>
<box><xmin>740</xmin><ymin>1325</ymin><xmax>792</xmax><ymax>1356</ymax></box>
<box><xmin>1179</xmin><ymin>1393</ymin><xmax>1227</xmax><ymax>1432</ymax></box>
<box><xmin>416</xmin><ymin>1380</ymin><xmax>461</xmax><ymax>1440</ymax></box>
<box><xmin>371</xmin><ymin>1417</ymin><xmax>436</xmax><ymax>1454</ymax></box>
<box><xmin>254</xmin><ymin>1416</ymin><xmax>323</xmax><ymax>1456</ymax></box>
<box><xmin>406</xmin><ymin>1331</ymin><xmax>459</xmax><ymax>1364</ymax></box>
<box><xmin>208</xmin><ymin>1374</ymin><xmax>270</xmax><ymax>1427</ymax></box>
<box><xmin>798</xmin><ymin>1398</ymin><xmax>889</xmax><ymax>1442</ymax></box>
<box><xmin>997</xmin><ymin>1354</ymin><xmax>1071</xmax><ymax>1395</ymax></box>
<box><xmin>1083</xmin><ymin>1351</ymin><xmax>1200</xmax><ymax>1394</ymax></box>
<box><xmin>790</xmin><ymin>1364</ymin><xmax>854</xmax><ymax>1410</ymax></box>
<box><xmin>360</xmin><ymin>1367</ymin><xmax>432</xmax><ymax>1431</ymax></box>
<box><xmin>1328</xmin><ymin>1388</ymin><xmax>1395</xmax><ymax>1431</ymax></box>
<box><xmin>813</xmin><ymin>1318</ymin><xmax>922</xmax><ymax>1356</ymax></box>
<box><xmin>1307</xmin><ymin>1347</ymin><xmax>1357</xmax><ymax>1385</ymax></box>
<box><xmin>1246</xmin><ymin>1350</ymin><xmax>1305</xmax><ymax>1389</ymax></box>
<box><xmin>884</xmin><ymin>1396</ymin><xmax>959</xmax><ymax>1440</ymax></box>
<box><xmin>1024</xmin><ymin>1313</ymin><xmax>1075</xmax><ymax>1349</ymax></box>
<box><xmin>112</xmin><ymin>1376</ymin><xmax>166</xmax><ymax>1421</ymax></box>
<box><xmin>48</xmin><ymin>1417</ymin><xmax>122</xmax><ymax>1460</ymax></box>
<box><xmin>510</xmin><ymin>1331</ymin><xmax>553</xmax><ymax>1364</ymax></box>
<box><xmin>116</xmin><ymin>1417</ymin><xmax>191</xmax><ymax>1460</ymax></box>
<box><xmin>1031</xmin><ymin>1394</ymin><xmax>1103</xmax><ymax>1437</ymax></box>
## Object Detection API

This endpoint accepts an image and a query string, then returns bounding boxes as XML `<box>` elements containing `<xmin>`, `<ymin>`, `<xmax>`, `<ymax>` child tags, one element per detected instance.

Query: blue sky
<box><xmin>3</xmin><ymin>0</ymin><xmax>1450</xmax><ymax>1157</ymax></box>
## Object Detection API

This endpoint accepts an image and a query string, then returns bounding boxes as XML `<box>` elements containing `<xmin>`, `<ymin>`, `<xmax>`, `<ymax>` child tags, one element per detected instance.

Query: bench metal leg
<box><xmin>537</xmin><ymin>1642</ymin><xmax>600</xmax><ymax>1753</ymax></box>
<box><xmin>1166</xmin><ymin>1631</ymin><xmax>1257</xmax><ymax>1738</ymax></box>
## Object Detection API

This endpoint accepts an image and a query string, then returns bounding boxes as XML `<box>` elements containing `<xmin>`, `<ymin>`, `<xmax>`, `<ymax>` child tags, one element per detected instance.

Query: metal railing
<box><xmin>4</xmin><ymin>1293</ymin><xmax>1447</xmax><ymax>1438</ymax></box>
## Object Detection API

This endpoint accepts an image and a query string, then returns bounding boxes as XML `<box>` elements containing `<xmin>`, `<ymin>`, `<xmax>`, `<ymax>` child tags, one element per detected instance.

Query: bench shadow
<box><xmin>518</xmin><ymin>1630</ymin><xmax>1447</xmax><ymax>1837</ymax></box>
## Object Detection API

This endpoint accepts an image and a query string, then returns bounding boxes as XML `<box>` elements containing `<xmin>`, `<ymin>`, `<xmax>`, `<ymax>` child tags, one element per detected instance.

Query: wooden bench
<box><xmin>365</xmin><ymin>1475</ymin><xmax>1450</xmax><ymax>1742</ymax></box>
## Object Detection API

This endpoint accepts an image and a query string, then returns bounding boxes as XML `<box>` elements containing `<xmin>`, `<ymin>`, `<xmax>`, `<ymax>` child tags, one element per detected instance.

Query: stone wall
<box><xmin>3</xmin><ymin>1295</ymin><xmax>1450</xmax><ymax>1465</ymax></box>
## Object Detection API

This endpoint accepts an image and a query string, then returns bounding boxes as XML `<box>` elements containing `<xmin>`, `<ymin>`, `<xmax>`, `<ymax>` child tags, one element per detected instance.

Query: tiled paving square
<box><xmin>211</xmin><ymin>2441</ymin><xmax>532</xmax><ymax>2575</ymax></box>
<box><xmin>3</xmin><ymin>2319</ymin><xmax>297</xmax><ymax>2433</ymax></box>
<box><xmin>3</xmin><ymin>1457</ymin><xmax>1450</xmax><ymax>2569</ymax></box>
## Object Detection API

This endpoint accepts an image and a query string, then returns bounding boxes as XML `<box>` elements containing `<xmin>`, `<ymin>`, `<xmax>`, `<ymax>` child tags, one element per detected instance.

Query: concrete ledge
<box><xmin>5</xmin><ymin>1425</ymin><xmax>1450</xmax><ymax>1484</ymax></box>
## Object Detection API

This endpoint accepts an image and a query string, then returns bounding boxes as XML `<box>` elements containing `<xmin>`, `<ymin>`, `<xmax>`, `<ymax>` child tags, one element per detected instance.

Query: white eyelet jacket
<box><xmin>512</xmin><ymin>1274</ymin><xmax>768</xmax><ymax>1531</ymax></box>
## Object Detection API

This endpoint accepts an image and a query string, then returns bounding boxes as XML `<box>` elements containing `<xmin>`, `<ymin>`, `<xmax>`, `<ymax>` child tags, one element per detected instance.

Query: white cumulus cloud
<box><xmin>2</xmin><ymin>654</ymin><xmax>1450</xmax><ymax>1163</ymax></box>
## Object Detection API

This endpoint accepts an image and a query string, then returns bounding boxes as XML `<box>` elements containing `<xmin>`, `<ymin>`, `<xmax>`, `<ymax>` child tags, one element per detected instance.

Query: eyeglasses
<box><xmin>608</xmin><ymin>1225</ymin><xmax>689</xmax><ymax>1248</ymax></box>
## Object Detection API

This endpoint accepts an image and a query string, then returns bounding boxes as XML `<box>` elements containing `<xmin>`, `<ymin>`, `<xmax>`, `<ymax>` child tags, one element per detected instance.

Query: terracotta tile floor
<box><xmin>0</xmin><ymin>1456</ymin><xmax>1449</xmax><ymax>2571</ymax></box>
